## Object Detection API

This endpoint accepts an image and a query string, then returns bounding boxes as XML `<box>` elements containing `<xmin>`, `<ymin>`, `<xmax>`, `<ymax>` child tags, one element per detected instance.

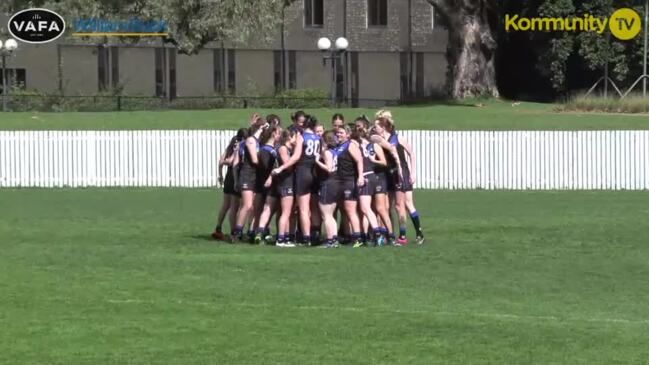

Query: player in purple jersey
<box><xmin>354</xmin><ymin>117</ymin><xmax>390</xmax><ymax>246</ymax></box>
<box><xmin>272</xmin><ymin>115</ymin><xmax>322</xmax><ymax>245</ymax></box>
<box><xmin>334</xmin><ymin>125</ymin><xmax>366</xmax><ymax>247</ymax></box>
<box><xmin>232</xmin><ymin>117</ymin><xmax>268</xmax><ymax>241</ymax></box>
<box><xmin>315</xmin><ymin>131</ymin><xmax>341</xmax><ymax>248</ymax></box>
<box><xmin>254</xmin><ymin>125</ymin><xmax>282</xmax><ymax>245</ymax></box>
<box><xmin>272</xmin><ymin>129</ymin><xmax>298</xmax><ymax>247</ymax></box>
<box><xmin>212</xmin><ymin>128</ymin><xmax>246</xmax><ymax>240</ymax></box>
<box><xmin>372</xmin><ymin>110</ymin><xmax>424</xmax><ymax>245</ymax></box>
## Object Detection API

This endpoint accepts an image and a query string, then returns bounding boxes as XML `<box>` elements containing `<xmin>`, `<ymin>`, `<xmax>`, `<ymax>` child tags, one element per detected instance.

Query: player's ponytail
<box><xmin>260</xmin><ymin>125</ymin><xmax>281</xmax><ymax>145</ymax></box>
<box><xmin>249</xmin><ymin>116</ymin><xmax>268</xmax><ymax>134</ymax></box>
<box><xmin>236</xmin><ymin>127</ymin><xmax>248</xmax><ymax>142</ymax></box>
<box><xmin>225</xmin><ymin>136</ymin><xmax>237</xmax><ymax>157</ymax></box>
<box><xmin>322</xmin><ymin>131</ymin><xmax>337</xmax><ymax>149</ymax></box>
<box><xmin>226</xmin><ymin>128</ymin><xmax>248</xmax><ymax>156</ymax></box>
<box><xmin>304</xmin><ymin>114</ymin><xmax>318</xmax><ymax>130</ymax></box>
<box><xmin>266</xmin><ymin>114</ymin><xmax>281</xmax><ymax>127</ymax></box>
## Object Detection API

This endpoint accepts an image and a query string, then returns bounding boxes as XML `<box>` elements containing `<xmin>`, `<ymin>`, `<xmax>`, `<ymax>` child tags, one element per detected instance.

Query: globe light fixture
<box><xmin>317</xmin><ymin>37</ymin><xmax>332</xmax><ymax>51</ymax></box>
<box><xmin>317</xmin><ymin>36</ymin><xmax>349</xmax><ymax>106</ymax></box>
<box><xmin>4</xmin><ymin>39</ymin><xmax>18</xmax><ymax>52</ymax></box>
<box><xmin>1</xmin><ymin>38</ymin><xmax>20</xmax><ymax>111</ymax></box>
<box><xmin>335</xmin><ymin>37</ymin><xmax>348</xmax><ymax>51</ymax></box>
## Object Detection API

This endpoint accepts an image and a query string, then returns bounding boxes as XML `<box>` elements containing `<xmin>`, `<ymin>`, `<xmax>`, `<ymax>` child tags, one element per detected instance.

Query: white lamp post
<box><xmin>1</xmin><ymin>38</ymin><xmax>19</xmax><ymax>112</ymax></box>
<box><xmin>317</xmin><ymin>36</ymin><xmax>348</xmax><ymax>106</ymax></box>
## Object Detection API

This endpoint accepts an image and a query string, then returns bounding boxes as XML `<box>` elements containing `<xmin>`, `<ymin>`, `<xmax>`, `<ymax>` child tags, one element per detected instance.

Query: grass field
<box><xmin>3</xmin><ymin>99</ymin><xmax>649</xmax><ymax>131</ymax></box>
<box><xmin>1</xmin><ymin>189</ymin><xmax>648</xmax><ymax>364</ymax></box>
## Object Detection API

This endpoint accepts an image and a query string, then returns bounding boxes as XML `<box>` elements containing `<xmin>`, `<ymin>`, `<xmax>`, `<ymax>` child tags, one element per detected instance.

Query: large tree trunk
<box><xmin>429</xmin><ymin>0</ymin><xmax>498</xmax><ymax>98</ymax></box>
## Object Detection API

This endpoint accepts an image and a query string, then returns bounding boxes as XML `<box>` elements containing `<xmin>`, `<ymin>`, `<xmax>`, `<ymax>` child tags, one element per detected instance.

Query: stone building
<box><xmin>0</xmin><ymin>0</ymin><xmax>448</xmax><ymax>106</ymax></box>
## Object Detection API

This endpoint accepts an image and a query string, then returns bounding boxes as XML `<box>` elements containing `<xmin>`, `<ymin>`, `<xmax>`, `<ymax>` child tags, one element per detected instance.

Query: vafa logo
<box><xmin>8</xmin><ymin>8</ymin><xmax>66</xmax><ymax>44</ymax></box>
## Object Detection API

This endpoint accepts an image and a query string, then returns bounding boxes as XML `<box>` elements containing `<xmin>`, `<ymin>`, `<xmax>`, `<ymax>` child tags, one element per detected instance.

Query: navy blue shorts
<box><xmin>396</xmin><ymin>169</ymin><xmax>413</xmax><ymax>192</ymax></box>
<box><xmin>375</xmin><ymin>172</ymin><xmax>388</xmax><ymax>194</ymax></box>
<box><xmin>271</xmin><ymin>180</ymin><xmax>295</xmax><ymax>198</ymax></box>
<box><xmin>295</xmin><ymin>165</ymin><xmax>318</xmax><ymax>196</ymax></box>
<box><xmin>319</xmin><ymin>180</ymin><xmax>339</xmax><ymax>205</ymax></box>
<box><xmin>339</xmin><ymin>179</ymin><xmax>357</xmax><ymax>201</ymax></box>
<box><xmin>359</xmin><ymin>173</ymin><xmax>387</xmax><ymax>196</ymax></box>
<box><xmin>223</xmin><ymin>168</ymin><xmax>237</xmax><ymax>195</ymax></box>
<box><xmin>238</xmin><ymin>167</ymin><xmax>256</xmax><ymax>192</ymax></box>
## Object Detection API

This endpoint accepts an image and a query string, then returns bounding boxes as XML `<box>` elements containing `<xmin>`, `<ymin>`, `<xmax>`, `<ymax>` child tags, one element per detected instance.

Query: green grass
<box><xmin>1</xmin><ymin>188</ymin><xmax>648</xmax><ymax>364</ymax></box>
<box><xmin>3</xmin><ymin>99</ymin><xmax>649</xmax><ymax>130</ymax></box>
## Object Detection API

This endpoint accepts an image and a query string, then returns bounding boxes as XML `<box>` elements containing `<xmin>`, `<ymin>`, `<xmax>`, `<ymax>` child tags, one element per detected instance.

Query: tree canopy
<box><xmin>2</xmin><ymin>0</ymin><xmax>289</xmax><ymax>53</ymax></box>
<box><xmin>499</xmin><ymin>0</ymin><xmax>645</xmax><ymax>99</ymax></box>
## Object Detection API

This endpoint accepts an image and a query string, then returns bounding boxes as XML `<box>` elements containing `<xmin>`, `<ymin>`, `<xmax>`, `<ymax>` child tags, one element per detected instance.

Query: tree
<box><xmin>2</xmin><ymin>0</ymin><xmax>288</xmax><ymax>54</ymax></box>
<box><xmin>427</xmin><ymin>0</ymin><xmax>499</xmax><ymax>98</ymax></box>
<box><xmin>525</xmin><ymin>0</ymin><xmax>643</xmax><ymax>93</ymax></box>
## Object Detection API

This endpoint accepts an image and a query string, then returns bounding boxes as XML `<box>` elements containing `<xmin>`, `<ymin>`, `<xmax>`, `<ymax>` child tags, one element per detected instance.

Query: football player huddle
<box><xmin>211</xmin><ymin>109</ymin><xmax>424</xmax><ymax>248</ymax></box>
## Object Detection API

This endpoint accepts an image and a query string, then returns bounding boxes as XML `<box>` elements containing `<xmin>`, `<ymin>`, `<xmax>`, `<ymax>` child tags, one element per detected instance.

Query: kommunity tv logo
<box><xmin>505</xmin><ymin>8</ymin><xmax>642</xmax><ymax>41</ymax></box>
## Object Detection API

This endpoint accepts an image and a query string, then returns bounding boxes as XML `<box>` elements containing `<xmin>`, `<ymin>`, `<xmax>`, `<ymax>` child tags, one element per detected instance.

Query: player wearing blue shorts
<box><xmin>254</xmin><ymin>125</ymin><xmax>282</xmax><ymax>245</ymax></box>
<box><xmin>212</xmin><ymin>128</ymin><xmax>246</xmax><ymax>240</ymax></box>
<box><xmin>334</xmin><ymin>125</ymin><xmax>365</xmax><ymax>247</ymax></box>
<box><xmin>232</xmin><ymin>117</ymin><xmax>267</xmax><ymax>241</ymax></box>
<box><xmin>373</xmin><ymin>111</ymin><xmax>424</xmax><ymax>245</ymax></box>
<box><xmin>272</xmin><ymin>115</ymin><xmax>322</xmax><ymax>245</ymax></box>
<box><xmin>354</xmin><ymin>117</ymin><xmax>390</xmax><ymax>246</ymax></box>
<box><xmin>315</xmin><ymin>131</ymin><xmax>341</xmax><ymax>248</ymax></box>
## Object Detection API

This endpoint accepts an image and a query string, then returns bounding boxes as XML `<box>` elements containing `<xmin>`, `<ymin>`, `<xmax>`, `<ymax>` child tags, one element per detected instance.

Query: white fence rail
<box><xmin>1</xmin><ymin>130</ymin><xmax>649</xmax><ymax>189</ymax></box>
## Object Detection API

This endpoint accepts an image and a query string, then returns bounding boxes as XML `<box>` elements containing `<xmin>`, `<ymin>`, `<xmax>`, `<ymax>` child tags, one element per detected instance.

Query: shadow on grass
<box><xmin>189</xmin><ymin>234</ymin><xmax>217</xmax><ymax>242</ymax></box>
<box><xmin>399</xmin><ymin>99</ymin><xmax>478</xmax><ymax>108</ymax></box>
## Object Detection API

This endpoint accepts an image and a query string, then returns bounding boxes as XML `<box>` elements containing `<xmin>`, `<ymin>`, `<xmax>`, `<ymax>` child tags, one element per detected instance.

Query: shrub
<box><xmin>8</xmin><ymin>89</ymin><xmax>61</xmax><ymax>112</ymax></box>
<box><xmin>274</xmin><ymin>88</ymin><xmax>331</xmax><ymax>108</ymax></box>
<box><xmin>5</xmin><ymin>88</ymin><xmax>332</xmax><ymax>112</ymax></box>
<box><xmin>558</xmin><ymin>94</ymin><xmax>649</xmax><ymax>114</ymax></box>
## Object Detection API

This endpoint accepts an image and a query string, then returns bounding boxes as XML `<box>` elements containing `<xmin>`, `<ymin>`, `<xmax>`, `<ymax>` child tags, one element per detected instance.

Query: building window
<box><xmin>98</xmin><ymin>46</ymin><xmax>118</xmax><ymax>91</ymax></box>
<box><xmin>111</xmin><ymin>47</ymin><xmax>119</xmax><ymax>89</ymax></box>
<box><xmin>304</xmin><ymin>0</ymin><xmax>324</xmax><ymax>27</ymax></box>
<box><xmin>214</xmin><ymin>49</ymin><xmax>224</xmax><ymax>93</ymax></box>
<box><xmin>168</xmin><ymin>49</ymin><xmax>176</xmax><ymax>99</ymax></box>
<box><xmin>350</xmin><ymin>52</ymin><xmax>359</xmax><ymax>107</ymax></box>
<box><xmin>400</xmin><ymin>52</ymin><xmax>410</xmax><ymax>101</ymax></box>
<box><xmin>368</xmin><ymin>0</ymin><xmax>387</xmax><ymax>26</ymax></box>
<box><xmin>155</xmin><ymin>48</ymin><xmax>166</xmax><ymax>97</ymax></box>
<box><xmin>227</xmin><ymin>49</ymin><xmax>236</xmax><ymax>94</ymax></box>
<box><xmin>98</xmin><ymin>46</ymin><xmax>108</xmax><ymax>91</ymax></box>
<box><xmin>431</xmin><ymin>5</ymin><xmax>447</xmax><ymax>29</ymax></box>
<box><xmin>273</xmin><ymin>50</ymin><xmax>283</xmax><ymax>92</ymax></box>
<box><xmin>416</xmin><ymin>52</ymin><xmax>424</xmax><ymax>98</ymax></box>
<box><xmin>288</xmin><ymin>51</ymin><xmax>296</xmax><ymax>89</ymax></box>
<box><xmin>215</xmin><ymin>48</ymin><xmax>235</xmax><ymax>94</ymax></box>
<box><xmin>0</xmin><ymin>68</ymin><xmax>26</xmax><ymax>92</ymax></box>
<box><xmin>335</xmin><ymin>54</ymin><xmax>344</xmax><ymax>102</ymax></box>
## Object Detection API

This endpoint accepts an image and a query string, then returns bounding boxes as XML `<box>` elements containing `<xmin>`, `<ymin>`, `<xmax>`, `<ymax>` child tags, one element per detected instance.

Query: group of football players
<box><xmin>211</xmin><ymin>109</ymin><xmax>424</xmax><ymax>248</ymax></box>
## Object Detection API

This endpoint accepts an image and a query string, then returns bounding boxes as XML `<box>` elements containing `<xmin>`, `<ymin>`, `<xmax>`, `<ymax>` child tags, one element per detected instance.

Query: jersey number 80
<box><xmin>305</xmin><ymin>139</ymin><xmax>321</xmax><ymax>157</ymax></box>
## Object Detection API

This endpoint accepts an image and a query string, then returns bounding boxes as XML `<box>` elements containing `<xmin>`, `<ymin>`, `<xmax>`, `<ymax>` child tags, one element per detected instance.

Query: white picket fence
<box><xmin>1</xmin><ymin>130</ymin><xmax>649</xmax><ymax>189</ymax></box>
